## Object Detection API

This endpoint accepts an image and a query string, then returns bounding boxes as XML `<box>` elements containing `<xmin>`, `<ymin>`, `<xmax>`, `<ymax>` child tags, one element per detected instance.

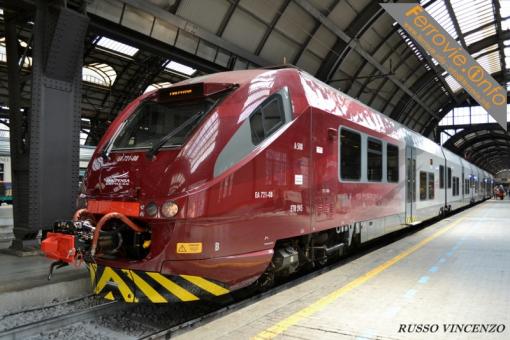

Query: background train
<box><xmin>0</xmin><ymin>129</ymin><xmax>94</xmax><ymax>204</ymax></box>
<box><xmin>42</xmin><ymin>66</ymin><xmax>493</xmax><ymax>303</ymax></box>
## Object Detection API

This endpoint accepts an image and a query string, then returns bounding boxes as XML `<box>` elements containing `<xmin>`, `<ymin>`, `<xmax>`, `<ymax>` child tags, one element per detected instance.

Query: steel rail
<box><xmin>0</xmin><ymin>301</ymin><xmax>126</xmax><ymax>340</ymax></box>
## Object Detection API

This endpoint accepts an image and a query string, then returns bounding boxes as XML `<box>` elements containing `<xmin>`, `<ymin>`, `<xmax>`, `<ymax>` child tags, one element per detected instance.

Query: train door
<box><xmin>405</xmin><ymin>146</ymin><xmax>416</xmax><ymax>223</ymax></box>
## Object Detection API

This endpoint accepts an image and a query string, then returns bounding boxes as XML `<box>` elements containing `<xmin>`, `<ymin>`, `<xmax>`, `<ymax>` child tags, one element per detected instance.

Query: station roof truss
<box><xmin>0</xmin><ymin>0</ymin><xmax>509</xmax><ymax>171</ymax></box>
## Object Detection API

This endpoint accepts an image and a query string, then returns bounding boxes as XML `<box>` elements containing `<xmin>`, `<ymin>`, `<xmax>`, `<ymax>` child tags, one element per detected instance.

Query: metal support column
<box><xmin>5</xmin><ymin>11</ymin><xmax>31</xmax><ymax>251</ymax></box>
<box><xmin>10</xmin><ymin>1</ymin><xmax>89</xmax><ymax>253</ymax></box>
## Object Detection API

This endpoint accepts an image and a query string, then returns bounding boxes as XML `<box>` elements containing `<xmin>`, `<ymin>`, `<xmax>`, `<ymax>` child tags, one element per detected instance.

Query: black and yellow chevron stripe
<box><xmin>87</xmin><ymin>264</ymin><xmax>230</xmax><ymax>303</ymax></box>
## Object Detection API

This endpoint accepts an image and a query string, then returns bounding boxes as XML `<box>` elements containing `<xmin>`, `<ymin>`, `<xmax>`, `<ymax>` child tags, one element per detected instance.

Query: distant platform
<box><xmin>0</xmin><ymin>205</ymin><xmax>13</xmax><ymax>249</ymax></box>
<box><xmin>0</xmin><ymin>252</ymin><xmax>88</xmax><ymax>312</ymax></box>
<box><xmin>177</xmin><ymin>200</ymin><xmax>510</xmax><ymax>339</ymax></box>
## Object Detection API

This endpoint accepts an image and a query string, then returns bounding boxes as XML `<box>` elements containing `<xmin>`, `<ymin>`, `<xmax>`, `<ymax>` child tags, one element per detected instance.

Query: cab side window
<box><xmin>250</xmin><ymin>96</ymin><xmax>285</xmax><ymax>145</ymax></box>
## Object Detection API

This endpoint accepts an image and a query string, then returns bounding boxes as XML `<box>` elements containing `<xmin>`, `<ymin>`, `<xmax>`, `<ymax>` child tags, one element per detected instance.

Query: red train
<box><xmin>42</xmin><ymin>66</ymin><xmax>492</xmax><ymax>303</ymax></box>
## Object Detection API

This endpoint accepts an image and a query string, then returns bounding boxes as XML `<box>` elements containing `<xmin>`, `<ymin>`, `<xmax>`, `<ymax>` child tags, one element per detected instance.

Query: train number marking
<box><xmin>316</xmin><ymin>146</ymin><xmax>323</xmax><ymax>154</ymax></box>
<box><xmin>176</xmin><ymin>242</ymin><xmax>202</xmax><ymax>254</ymax></box>
<box><xmin>290</xmin><ymin>204</ymin><xmax>303</xmax><ymax>213</ymax></box>
<box><xmin>293</xmin><ymin>142</ymin><xmax>303</xmax><ymax>150</ymax></box>
<box><xmin>294</xmin><ymin>174</ymin><xmax>303</xmax><ymax>185</ymax></box>
<box><xmin>255</xmin><ymin>191</ymin><xmax>273</xmax><ymax>199</ymax></box>
<box><xmin>116</xmin><ymin>155</ymin><xmax>140</xmax><ymax>162</ymax></box>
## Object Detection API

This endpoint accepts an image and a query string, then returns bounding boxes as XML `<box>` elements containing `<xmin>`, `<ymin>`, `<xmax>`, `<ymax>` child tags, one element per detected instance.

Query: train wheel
<box><xmin>255</xmin><ymin>262</ymin><xmax>276</xmax><ymax>291</ymax></box>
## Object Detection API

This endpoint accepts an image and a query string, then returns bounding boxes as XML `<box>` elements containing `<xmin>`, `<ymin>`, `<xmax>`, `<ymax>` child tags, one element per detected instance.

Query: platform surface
<box><xmin>177</xmin><ymin>200</ymin><xmax>510</xmax><ymax>340</ymax></box>
<box><xmin>0</xmin><ymin>253</ymin><xmax>87</xmax><ymax>294</ymax></box>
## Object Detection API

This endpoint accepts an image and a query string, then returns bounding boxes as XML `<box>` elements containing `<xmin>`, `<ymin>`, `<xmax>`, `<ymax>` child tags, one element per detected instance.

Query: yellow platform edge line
<box><xmin>146</xmin><ymin>272</ymin><xmax>199</xmax><ymax>301</ymax></box>
<box><xmin>122</xmin><ymin>269</ymin><xmax>168</xmax><ymax>303</ymax></box>
<box><xmin>253</xmin><ymin>204</ymin><xmax>484</xmax><ymax>339</ymax></box>
<box><xmin>180</xmin><ymin>275</ymin><xmax>230</xmax><ymax>296</ymax></box>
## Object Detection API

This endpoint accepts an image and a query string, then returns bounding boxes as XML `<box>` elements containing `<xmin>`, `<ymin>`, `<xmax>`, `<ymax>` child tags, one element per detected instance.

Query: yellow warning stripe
<box><xmin>94</xmin><ymin>266</ymin><xmax>138</xmax><ymax>303</ymax></box>
<box><xmin>88</xmin><ymin>263</ymin><xmax>97</xmax><ymax>289</ymax></box>
<box><xmin>104</xmin><ymin>291</ymin><xmax>115</xmax><ymax>300</ymax></box>
<box><xmin>181</xmin><ymin>275</ymin><xmax>230</xmax><ymax>296</ymax></box>
<box><xmin>146</xmin><ymin>272</ymin><xmax>199</xmax><ymax>301</ymax></box>
<box><xmin>122</xmin><ymin>270</ymin><xmax>168</xmax><ymax>303</ymax></box>
<box><xmin>253</xmin><ymin>204</ymin><xmax>484</xmax><ymax>339</ymax></box>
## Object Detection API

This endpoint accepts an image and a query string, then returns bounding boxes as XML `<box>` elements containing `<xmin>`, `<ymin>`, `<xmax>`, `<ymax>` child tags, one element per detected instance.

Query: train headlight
<box><xmin>161</xmin><ymin>201</ymin><xmax>179</xmax><ymax>218</ymax></box>
<box><xmin>145</xmin><ymin>202</ymin><xmax>159</xmax><ymax>217</ymax></box>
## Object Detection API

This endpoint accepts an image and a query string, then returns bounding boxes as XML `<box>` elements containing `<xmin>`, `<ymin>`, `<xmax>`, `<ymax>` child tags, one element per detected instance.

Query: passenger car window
<box><xmin>250</xmin><ymin>96</ymin><xmax>285</xmax><ymax>145</ymax></box>
<box><xmin>340</xmin><ymin>129</ymin><xmax>361</xmax><ymax>181</ymax></box>
<box><xmin>439</xmin><ymin>165</ymin><xmax>444</xmax><ymax>189</ymax></box>
<box><xmin>420</xmin><ymin>171</ymin><xmax>427</xmax><ymax>200</ymax></box>
<box><xmin>447</xmin><ymin>167</ymin><xmax>452</xmax><ymax>189</ymax></box>
<box><xmin>428</xmin><ymin>173</ymin><xmax>434</xmax><ymax>199</ymax></box>
<box><xmin>367</xmin><ymin>138</ymin><xmax>382</xmax><ymax>182</ymax></box>
<box><xmin>387</xmin><ymin>144</ymin><xmax>399</xmax><ymax>182</ymax></box>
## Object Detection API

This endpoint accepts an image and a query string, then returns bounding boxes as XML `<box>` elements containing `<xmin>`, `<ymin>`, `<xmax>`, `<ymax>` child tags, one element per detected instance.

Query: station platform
<box><xmin>177</xmin><ymin>200</ymin><xmax>510</xmax><ymax>340</ymax></box>
<box><xmin>0</xmin><ymin>253</ymin><xmax>89</xmax><ymax>312</ymax></box>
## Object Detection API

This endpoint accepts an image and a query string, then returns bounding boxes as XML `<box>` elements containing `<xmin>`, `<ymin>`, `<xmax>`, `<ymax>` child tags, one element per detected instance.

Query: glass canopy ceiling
<box><xmin>419</xmin><ymin>0</ymin><xmax>508</xmax><ymax>94</ymax></box>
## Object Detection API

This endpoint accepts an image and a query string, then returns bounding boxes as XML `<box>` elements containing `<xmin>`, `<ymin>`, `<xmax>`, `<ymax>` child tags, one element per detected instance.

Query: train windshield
<box><xmin>111</xmin><ymin>99</ymin><xmax>214</xmax><ymax>151</ymax></box>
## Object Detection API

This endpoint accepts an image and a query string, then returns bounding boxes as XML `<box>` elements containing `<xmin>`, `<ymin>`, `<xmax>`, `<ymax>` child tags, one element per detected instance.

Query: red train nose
<box><xmin>41</xmin><ymin>232</ymin><xmax>77</xmax><ymax>263</ymax></box>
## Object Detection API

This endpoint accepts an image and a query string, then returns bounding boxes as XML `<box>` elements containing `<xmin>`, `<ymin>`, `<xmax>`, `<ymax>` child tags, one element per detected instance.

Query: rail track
<box><xmin>0</xmin><ymin>301</ymin><xmax>127</xmax><ymax>340</ymax></box>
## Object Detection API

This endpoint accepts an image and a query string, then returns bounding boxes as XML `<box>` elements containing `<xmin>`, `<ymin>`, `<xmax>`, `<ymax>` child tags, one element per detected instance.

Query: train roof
<box><xmin>150</xmin><ymin>67</ymin><xmax>490</xmax><ymax>176</ymax></box>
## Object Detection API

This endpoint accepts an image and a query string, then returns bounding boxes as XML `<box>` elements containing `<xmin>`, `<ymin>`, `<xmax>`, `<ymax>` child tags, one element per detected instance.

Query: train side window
<box><xmin>439</xmin><ymin>165</ymin><xmax>444</xmax><ymax>189</ymax></box>
<box><xmin>367</xmin><ymin>137</ymin><xmax>382</xmax><ymax>182</ymax></box>
<box><xmin>250</xmin><ymin>96</ymin><xmax>285</xmax><ymax>145</ymax></box>
<box><xmin>465</xmin><ymin>179</ymin><xmax>470</xmax><ymax>194</ymax></box>
<box><xmin>428</xmin><ymin>173</ymin><xmax>434</xmax><ymax>199</ymax></box>
<box><xmin>420</xmin><ymin>171</ymin><xmax>427</xmax><ymax>200</ymax></box>
<box><xmin>447</xmin><ymin>167</ymin><xmax>452</xmax><ymax>189</ymax></box>
<box><xmin>387</xmin><ymin>144</ymin><xmax>399</xmax><ymax>182</ymax></box>
<box><xmin>452</xmin><ymin>176</ymin><xmax>459</xmax><ymax>196</ymax></box>
<box><xmin>340</xmin><ymin>129</ymin><xmax>361</xmax><ymax>181</ymax></box>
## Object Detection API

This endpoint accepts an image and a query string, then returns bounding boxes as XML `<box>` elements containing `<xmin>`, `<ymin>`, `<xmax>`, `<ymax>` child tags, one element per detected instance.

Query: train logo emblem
<box><xmin>104</xmin><ymin>172</ymin><xmax>130</xmax><ymax>186</ymax></box>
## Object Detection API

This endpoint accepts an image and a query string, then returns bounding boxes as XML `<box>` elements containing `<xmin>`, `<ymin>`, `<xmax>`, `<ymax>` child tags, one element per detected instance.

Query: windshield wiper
<box><xmin>146</xmin><ymin>112</ymin><xmax>203</xmax><ymax>159</ymax></box>
<box><xmin>146</xmin><ymin>84</ymin><xmax>239</xmax><ymax>159</ymax></box>
<box><xmin>101</xmin><ymin>119</ymin><xmax>129</xmax><ymax>160</ymax></box>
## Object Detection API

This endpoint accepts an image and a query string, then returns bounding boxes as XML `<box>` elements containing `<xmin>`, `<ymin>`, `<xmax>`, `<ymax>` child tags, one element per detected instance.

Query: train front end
<box><xmin>41</xmin><ymin>80</ymin><xmax>243</xmax><ymax>303</ymax></box>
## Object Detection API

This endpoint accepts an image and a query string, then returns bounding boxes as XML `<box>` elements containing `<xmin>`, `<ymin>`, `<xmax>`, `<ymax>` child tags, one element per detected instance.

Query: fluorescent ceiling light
<box><xmin>166</xmin><ymin>61</ymin><xmax>196</xmax><ymax>76</ymax></box>
<box><xmin>96</xmin><ymin>37</ymin><xmax>138</xmax><ymax>57</ymax></box>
